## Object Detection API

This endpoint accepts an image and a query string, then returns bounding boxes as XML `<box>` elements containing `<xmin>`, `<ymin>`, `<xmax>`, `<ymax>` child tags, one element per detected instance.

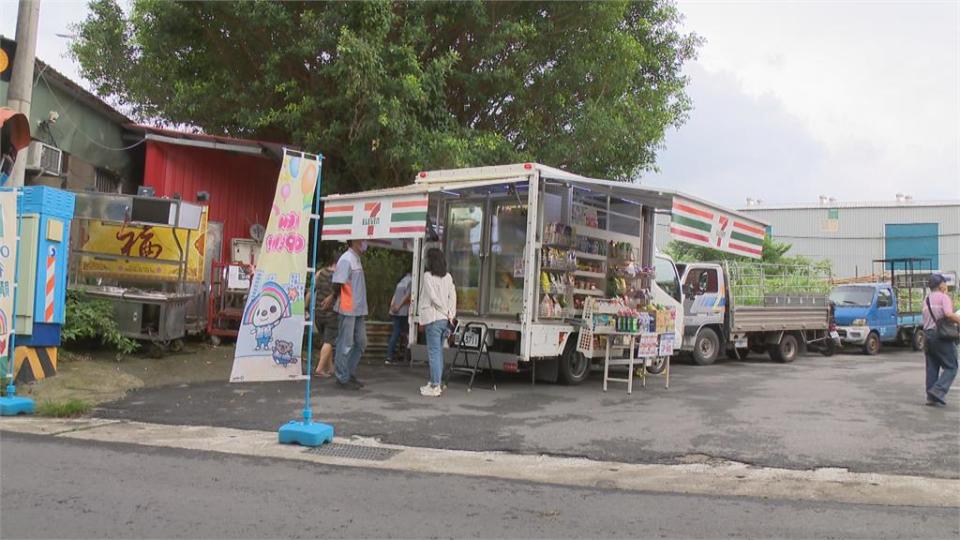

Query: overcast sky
<box><xmin>3</xmin><ymin>0</ymin><xmax>958</xmax><ymax>207</ymax></box>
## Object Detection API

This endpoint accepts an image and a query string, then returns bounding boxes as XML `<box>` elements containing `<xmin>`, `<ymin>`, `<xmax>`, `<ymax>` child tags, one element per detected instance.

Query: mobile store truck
<box><xmin>321</xmin><ymin>164</ymin><xmax>769</xmax><ymax>384</ymax></box>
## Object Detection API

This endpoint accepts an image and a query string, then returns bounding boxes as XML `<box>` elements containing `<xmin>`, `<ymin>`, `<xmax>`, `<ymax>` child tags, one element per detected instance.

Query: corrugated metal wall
<box><xmin>740</xmin><ymin>204</ymin><xmax>959</xmax><ymax>277</ymax></box>
<box><xmin>143</xmin><ymin>142</ymin><xmax>279</xmax><ymax>261</ymax></box>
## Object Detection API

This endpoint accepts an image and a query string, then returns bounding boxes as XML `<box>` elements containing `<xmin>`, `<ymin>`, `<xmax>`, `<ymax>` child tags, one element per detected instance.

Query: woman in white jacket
<box><xmin>418</xmin><ymin>248</ymin><xmax>457</xmax><ymax>397</ymax></box>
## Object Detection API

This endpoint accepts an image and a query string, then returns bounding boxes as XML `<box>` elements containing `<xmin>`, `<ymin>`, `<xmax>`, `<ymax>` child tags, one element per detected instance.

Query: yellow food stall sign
<box><xmin>78</xmin><ymin>210</ymin><xmax>208</xmax><ymax>282</ymax></box>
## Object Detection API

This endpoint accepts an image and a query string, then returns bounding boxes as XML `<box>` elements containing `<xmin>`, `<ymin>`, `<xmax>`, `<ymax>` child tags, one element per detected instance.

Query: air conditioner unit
<box><xmin>25</xmin><ymin>141</ymin><xmax>63</xmax><ymax>176</ymax></box>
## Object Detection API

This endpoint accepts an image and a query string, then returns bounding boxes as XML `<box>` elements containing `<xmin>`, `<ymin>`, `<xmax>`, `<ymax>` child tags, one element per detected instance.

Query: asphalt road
<box><xmin>95</xmin><ymin>349</ymin><xmax>960</xmax><ymax>479</ymax></box>
<box><xmin>2</xmin><ymin>432</ymin><xmax>957</xmax><ymax>539</ymax></box>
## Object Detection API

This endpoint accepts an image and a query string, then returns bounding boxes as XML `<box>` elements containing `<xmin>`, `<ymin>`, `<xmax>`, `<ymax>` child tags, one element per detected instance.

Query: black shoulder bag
<box><xmin>926</xmin><ymin>296</ymin><xmax>960</xmax><ymax>341</ymax></box>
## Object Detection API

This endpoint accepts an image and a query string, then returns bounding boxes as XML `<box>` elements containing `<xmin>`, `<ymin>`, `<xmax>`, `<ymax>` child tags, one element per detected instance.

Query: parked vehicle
<box><xmin>830</xmin><ymin>258</ymin><xmax>950</xmax><ymax>355</ymax></box>
<box><xmin>677</xmin><ymin>261</ymin><xmax>838</xmax><ymax>365</ymax></box>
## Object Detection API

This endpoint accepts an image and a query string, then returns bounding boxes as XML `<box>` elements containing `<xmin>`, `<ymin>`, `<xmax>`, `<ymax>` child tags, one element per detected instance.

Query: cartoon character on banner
<box><xmin>271</xmin><ymin>340</ymin><xmax>299</xmax><ymax>367</ymax></box>
<box><xmin>242</xmin><ymin>281</ymin><xmax>292</xmax><ymax>351</ymax></box>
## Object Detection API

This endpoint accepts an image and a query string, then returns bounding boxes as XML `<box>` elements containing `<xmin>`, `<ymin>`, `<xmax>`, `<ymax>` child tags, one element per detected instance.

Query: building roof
<box><xmin>127</xmin><ymin>125</ymin><xmax>290</xmax><ymax>161</ymax></box>
<box><xmin>740</xmin><ymin>199</ymin><xmax>960</xmax><ymax>211</ymax></box>
<box><xmin>35</xmin><ymin>59</ymin><xmax>133</xmax><ymax>126</ymax></box>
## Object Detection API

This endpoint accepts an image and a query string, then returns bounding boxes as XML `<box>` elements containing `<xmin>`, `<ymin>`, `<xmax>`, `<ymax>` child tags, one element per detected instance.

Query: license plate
<box><xmin>461</xmin><ymin>330</ymin><xmax>480</xmax><ymax>349</ymax></box>
<box><xmin>830</xmin><ymin>331</ymin><xmax>839</xmax><ymax>339</ymax></box>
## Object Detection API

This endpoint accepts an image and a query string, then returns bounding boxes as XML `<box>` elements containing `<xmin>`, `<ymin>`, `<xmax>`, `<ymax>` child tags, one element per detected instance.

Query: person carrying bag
<box><xmin>921</xmin><ymin>274</ymin><xmax>960</xmax><ymax>406</ymax></box>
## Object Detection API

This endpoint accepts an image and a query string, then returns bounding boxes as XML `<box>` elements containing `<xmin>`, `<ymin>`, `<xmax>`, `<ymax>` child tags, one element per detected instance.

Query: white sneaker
<box><xmin>419</xmin><ymin>384</ymin><xmax>442</xmax><ymax>397</ymax></box>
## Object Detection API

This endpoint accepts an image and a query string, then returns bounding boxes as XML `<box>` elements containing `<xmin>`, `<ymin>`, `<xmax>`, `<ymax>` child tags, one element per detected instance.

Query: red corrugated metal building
<box><xmin>133</xmin><ymin>126</ymin><xmax>285</xmax><ymax>261</ymax></box>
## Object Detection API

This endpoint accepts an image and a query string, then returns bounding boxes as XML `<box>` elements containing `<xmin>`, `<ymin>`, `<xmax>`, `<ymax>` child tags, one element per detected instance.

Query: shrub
<box><xmin>362</xmin><ymin>249</ymin><xmax>413</xmax><ymax>321</ymax></box>
<box><xmin>62</xmin><ymin>290</ymin><xmax>139</xmax><ymax>354</ymax></box>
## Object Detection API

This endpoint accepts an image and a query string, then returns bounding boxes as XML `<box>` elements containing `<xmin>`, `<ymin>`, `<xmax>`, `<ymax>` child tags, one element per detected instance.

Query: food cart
<box><xmin>321</xmin><ymin>163</ymin><xmax>766</xmax><ymax>385</ymax></box>
<box><xmin>69</xmin><ymin>191</ymin><xmax>205</xmax><ymax>356</ymax></box>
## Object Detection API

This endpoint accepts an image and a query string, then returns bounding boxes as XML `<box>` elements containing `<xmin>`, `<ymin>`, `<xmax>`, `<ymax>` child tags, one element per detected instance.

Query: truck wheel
<box><xmin>647</xmin><ymin>356</ymin><xmax>668</xmax><ymax>374</ymax></box>
<box><xmin>770</xmin><ymin>334</ymin><xmax>799</xmax><ymax>363</ymax></box>
<box><xmin>820</xmin><ymin>338</ymin><xmax>836</xmax><ymax>357</ymax></box>
<box><xmin>692</xmin><ymin>328</ymin><xmax>720</xmax><ymax>366</ymax></box>
<box><xmin>911</xmin><ymin>330</ymin><xmax>925</xmax><ymax>352</ymax></box>
<box><xmin>559</xmin><ymin>336</ymin><xmax>590</xmax><ymax>385</ymax></box>
<box><xmin>862</xmin><ymin>332</ymin><xmax>881</xmax><ymax>356</ymax></box>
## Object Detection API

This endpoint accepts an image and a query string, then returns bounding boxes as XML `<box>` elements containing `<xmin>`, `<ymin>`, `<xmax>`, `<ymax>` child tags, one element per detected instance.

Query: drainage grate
<box><xmin>304</xmin><ymin>443</ymin><xmax>400</xmax><ymax>461</ymax></box>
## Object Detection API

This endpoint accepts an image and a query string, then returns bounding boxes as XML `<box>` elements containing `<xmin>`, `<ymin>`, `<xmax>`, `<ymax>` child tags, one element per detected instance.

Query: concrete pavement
<box><xmin>94</xmin><ymin>349</ymin><xmax>960</xmax><ymax>478</ymax></box>
<box><xmin>3</xmin><ymin>431</ymin><xmax>957</xmax><ymax>539</ymax></box>
<box><xmin>4</xmin><ymin>417</ymin><xmax>956</xmax><ymax>507</ymax></box>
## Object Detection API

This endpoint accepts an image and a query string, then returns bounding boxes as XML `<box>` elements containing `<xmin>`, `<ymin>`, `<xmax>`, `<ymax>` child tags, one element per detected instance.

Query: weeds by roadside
<box><xmin>36</xmin><ymin>399</ymin><xmax>93</xmax><ymax>418</ymax></box>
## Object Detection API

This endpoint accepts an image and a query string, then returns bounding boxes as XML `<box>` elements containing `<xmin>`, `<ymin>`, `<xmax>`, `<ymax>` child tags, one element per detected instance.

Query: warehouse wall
<box><xmin>739</xmin><ymin>204</ymin><xmax>959</xmax><ymax>278</ymax></box>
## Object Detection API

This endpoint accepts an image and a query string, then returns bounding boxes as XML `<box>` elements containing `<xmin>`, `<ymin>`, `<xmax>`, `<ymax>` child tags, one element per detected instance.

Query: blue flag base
<box><xmin>0</xmin><ymin>396</ymin><xmax>35</xmax><ymax>416</ymax></box>
<box><xmin>278</xmin><ymin>420</ymin><xmax>334</xmax><ymax>447</ymax></box>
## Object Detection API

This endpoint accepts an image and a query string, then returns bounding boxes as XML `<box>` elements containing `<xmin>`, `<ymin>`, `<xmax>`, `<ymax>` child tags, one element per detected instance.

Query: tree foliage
<box><xmin>664</xmin><ymin>236</ymin><xmax>832</xmax><ymax>273</ymax></box>
<box><xmin>72</xmin><ymin>0</ymin><xmax>700</xmax><ymax>194</ymax></box>
<box><xmin>664</xmin><ymin>236</ymin><xmax>795</xmax><ymax>265</ymax></box>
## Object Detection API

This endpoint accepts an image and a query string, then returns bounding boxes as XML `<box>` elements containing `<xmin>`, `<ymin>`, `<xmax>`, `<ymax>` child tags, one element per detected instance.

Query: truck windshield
<box><xmin>654</xmin><ymin>256</ymin><xmax>681</xmax><ymax>302</ymax></box>
<box><xmin>829</xmin><ymin>286</ymin><xmax>875</xmax><ymax>306</ymax></box>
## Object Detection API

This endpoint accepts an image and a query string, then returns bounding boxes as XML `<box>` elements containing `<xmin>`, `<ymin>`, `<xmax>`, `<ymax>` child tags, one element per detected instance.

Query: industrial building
<box><xmin>738</xmin><ymin>197</ymin><xmax>960</xmax><ymax>278</ymax></box>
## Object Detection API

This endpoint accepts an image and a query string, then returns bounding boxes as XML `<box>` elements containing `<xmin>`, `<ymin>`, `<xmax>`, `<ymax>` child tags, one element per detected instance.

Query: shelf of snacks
<box><xmin>542</xmin><ymin>222</ymin><xmax>574</xmax><ymax>249</ymax></box>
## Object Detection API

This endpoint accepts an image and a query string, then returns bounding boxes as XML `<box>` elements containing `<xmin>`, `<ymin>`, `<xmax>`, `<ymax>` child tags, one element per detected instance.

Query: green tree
<box><xmin>72</xmin><ymin>0</ymin><xmax>700</xmax><ymax>194</ymax></box>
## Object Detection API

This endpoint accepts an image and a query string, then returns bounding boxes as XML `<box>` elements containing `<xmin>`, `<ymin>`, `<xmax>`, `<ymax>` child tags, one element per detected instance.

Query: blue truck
<box><xmin>829</xmin><ymin>282</ymin><xmax>924</xmax><ymax>354</ymax></box>
<box><xmin>830</xmin><ymin>258</ymin><xmax>953</xmax><ymax>355</ymax></box>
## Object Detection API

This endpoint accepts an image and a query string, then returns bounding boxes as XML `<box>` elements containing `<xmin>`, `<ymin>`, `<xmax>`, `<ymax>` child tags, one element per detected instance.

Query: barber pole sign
<box><xmin>44</xmin><ymin>247</ymin><xmax>56</xmax><ymax>322</ymax></box>
<box><xmin>670</xmin><ymin>197</ymin><xmax>765</xmax><ymax>259</ymax></box>
<box><xmin>321</xmin><ymin>194</ymin><xmax>428</xmax><ymax>241</ymax></box>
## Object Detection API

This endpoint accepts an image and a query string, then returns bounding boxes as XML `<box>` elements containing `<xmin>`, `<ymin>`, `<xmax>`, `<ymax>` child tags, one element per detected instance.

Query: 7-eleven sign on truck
<box><xmin>322</xmin><ymin>194</ymin><xmax>428</xmax><ymax>241</ymax></box>
<box><xmin>670</xmin><ymin>196</ymin><xmax>765</xmax><ymax>259</ymax></box>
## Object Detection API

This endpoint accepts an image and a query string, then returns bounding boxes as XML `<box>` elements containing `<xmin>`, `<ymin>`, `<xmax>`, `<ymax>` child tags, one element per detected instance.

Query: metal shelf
<box><xmin>573</xmin><ymin>270</ymin><xmax>606</xmax><ymax>279</ymax></box>
<box><xmin>573</xmin><ymin>288</ymin><xmax>604</xmax><ymax>297</ymax></box>
<box><xmin>574</xmin><ymin>251</ymin><xmax>607</xmax><ymax>261</ymax></box>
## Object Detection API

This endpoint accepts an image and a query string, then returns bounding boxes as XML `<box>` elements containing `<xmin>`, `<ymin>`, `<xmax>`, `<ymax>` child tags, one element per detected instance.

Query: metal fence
<box><xmin>724</xmin><ymin>261</ymin><xmax>833</xmax><ymax>306</ymax></box>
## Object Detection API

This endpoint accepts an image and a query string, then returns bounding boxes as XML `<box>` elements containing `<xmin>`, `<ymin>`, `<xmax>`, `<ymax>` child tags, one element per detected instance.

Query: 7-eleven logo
<box><xmin>714</xmin><ymin>215</ymin><xmax>731</xmax><ymax>248</ymax></box>
<box><xmin>363</xmin><ymin>202</ymin><xmax>382</xmax><ymax>236</ymax></box>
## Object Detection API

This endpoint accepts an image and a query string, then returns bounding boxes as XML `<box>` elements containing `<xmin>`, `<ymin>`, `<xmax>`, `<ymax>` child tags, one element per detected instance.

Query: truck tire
<box><xmin>820</xmin><ymin>338</ymin><xmax>837</xmax><ymax>357</ymax></box>
<box><xmin>647</xmin><ymin>356</ymin><xmax>668</xmax><ymax>374</ymax></box>
<box><xmin>862</xmin><ymin>332</ymin><xmax>881</xmax><ymax>356</ymax></box>
<box><xmin>692</xmin><ymin>328</ymin><xmax>720</xmax><ymax>366</ymax></box>
<box><xmin>770</xmin><ymin>334</ymin><xmax>799</xmax><ymax>363</ymax></box>
<box><xmin>559</xmin><ymin>336</ymin><xmax>590</xmax><ymax>385</ymax></box>
<box><xmin>911</xmin><ymin>329</ymin><xmax>925</xmax><ymax>352</ymax></box>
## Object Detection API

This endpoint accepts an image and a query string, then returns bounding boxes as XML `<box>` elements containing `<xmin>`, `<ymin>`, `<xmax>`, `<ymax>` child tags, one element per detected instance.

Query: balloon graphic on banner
<box><xmin>280</xmin><ymin>183</ymin><xmax>291</xmax><ymax>200</ymax></box>
<box><xmin>288</xmin><ymin>156</ymin><xmax>300</xmax><ymax>178</ymax></box>
<box><xmin>301</xmin><ymin>162</ymin><xmax>317</xmax><ymax>210</ymax></box>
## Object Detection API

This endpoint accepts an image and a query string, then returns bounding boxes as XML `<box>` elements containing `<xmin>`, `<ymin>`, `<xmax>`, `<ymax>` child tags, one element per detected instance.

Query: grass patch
<box><xmin>36</xmin><ymin>399</ymin><xmax>93</xmax><ymax>418</ymax></box>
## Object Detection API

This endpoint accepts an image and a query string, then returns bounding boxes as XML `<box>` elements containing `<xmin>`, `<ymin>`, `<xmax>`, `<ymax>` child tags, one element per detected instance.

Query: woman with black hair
<box><xmin>418</xmin><ymin>248</ymin><xmax>457</xmax><ymax>397</ymax></box>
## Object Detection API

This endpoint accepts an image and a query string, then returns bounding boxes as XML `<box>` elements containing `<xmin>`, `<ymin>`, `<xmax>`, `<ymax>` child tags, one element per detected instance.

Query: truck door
<box><xmin>681</xmin><ymin>265</ymin><xmax>724</xmax><ymax>329</ymax></box>
<box><xmin>874</xmin><ymin>287</ymin><xmax>897</xmax><ymax>341</ymax></box>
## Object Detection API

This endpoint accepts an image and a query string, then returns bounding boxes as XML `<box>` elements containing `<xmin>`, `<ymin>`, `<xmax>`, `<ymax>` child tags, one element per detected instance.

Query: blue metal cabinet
<box><xmin>15</xmin><ymin>187</ymin><xmax>75</xmax><ymax>347</ymax></box>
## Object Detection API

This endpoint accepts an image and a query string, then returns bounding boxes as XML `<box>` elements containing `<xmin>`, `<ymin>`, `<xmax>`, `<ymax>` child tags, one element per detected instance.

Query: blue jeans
<box><xmin>386</xmin><ymin>315</ymin><xmax>409</xmax><ymax>361</ymax></box>
<box><xmin>335</xmin><ymin>315</ymin><xmax>366</xmax><ymax>384</ymax></box>
<box><xmin>925</xmin><ymin>329</ymin><xmax>958</xmax><ymax>403</ymax></box>
<box><xmin>425</xmin><ymin>319</ymin><xmax>449</xmax><ymax>386</ymax></box>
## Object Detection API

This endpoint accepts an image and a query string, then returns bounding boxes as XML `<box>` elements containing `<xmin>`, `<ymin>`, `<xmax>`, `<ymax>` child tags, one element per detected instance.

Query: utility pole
<box><xmin>5</xmin><ymin>0</ymin><xmax>41</xmax><ymax>187</ymax></box>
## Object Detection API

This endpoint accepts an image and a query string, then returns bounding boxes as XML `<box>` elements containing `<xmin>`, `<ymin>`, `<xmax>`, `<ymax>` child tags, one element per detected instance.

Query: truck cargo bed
<box><xmin>730</xmin><ymin>306</ymin><xmax>830</xmax><ymax>333</ymax></box>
